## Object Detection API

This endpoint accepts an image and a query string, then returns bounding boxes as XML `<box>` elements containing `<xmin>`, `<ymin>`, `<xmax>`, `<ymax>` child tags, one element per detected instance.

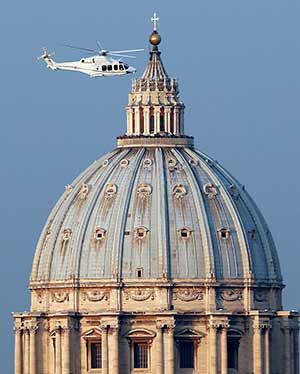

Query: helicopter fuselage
<box><xmin>43</xmin><ymin>54</ymin><xmax>136</xmax><ymax>78</ymax></box>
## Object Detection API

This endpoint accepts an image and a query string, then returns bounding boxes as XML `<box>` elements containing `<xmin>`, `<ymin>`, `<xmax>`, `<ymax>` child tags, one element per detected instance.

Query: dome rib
<box><xmin>113</xmin><ymin>148</ymin><xmax>146</xmax><ymax>281</ymax></box>
<box><xmin>172</xmin><ymin>148</ymin><xmax>216</xmax><ymax>279</ymax></box>
<box><xmin>155</xmin><ymin>148</ymin><xmax>170</xmax><ymax>279</ymax></box>
<box><xmin>191</xmin><ymin>150</ymin><xmax>252</xmax><ymax>279</ymax></box>
<box><xmin>73</xmin><ymin>148</ymin><xmax>131</xmax><ymax>281</ymax></box>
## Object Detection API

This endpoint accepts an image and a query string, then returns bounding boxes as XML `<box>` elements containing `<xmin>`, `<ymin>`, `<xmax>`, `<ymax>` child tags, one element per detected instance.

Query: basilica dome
<box><xmin>30</xmin><ymin>145</ymin><xmax>282</xmax><ymax>285</ymax></box>
<box><xmin>30</xmin><ymin>35</ymin><xmax>282</xmax><ymax>290</ymax></box>
<box><xmin>14</xmin><ymin>20</ymin><xmax>298</xmax><ymax>374</ymax></box>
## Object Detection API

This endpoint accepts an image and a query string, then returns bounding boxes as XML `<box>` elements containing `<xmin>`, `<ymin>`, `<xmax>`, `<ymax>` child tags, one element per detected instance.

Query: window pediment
<box><xmin>125</xmin><ymin>328</ymin><xmax>156</xmax><ymax>340</ymax></box>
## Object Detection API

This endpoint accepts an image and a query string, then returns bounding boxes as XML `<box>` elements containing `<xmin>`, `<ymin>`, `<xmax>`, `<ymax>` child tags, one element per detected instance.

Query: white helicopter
<box><xmin>37</xmin><ymin>42</ymin><xmax>144</xmax><ymax>78</ymax></box>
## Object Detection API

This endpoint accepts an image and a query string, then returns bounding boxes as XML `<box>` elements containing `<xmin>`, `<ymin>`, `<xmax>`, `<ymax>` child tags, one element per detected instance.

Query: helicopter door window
<box><xmin>107</xmin><ymin>65</ymin><xmax>112</xmax><ymax>71</ymax></box>
<box><xmin>102</xmin><ymin>65</ymin><xmax>107</xmax><ymax>71</ymax></box>
<box><xmin>114</xmin><ymin>65</ymin><xmax>118</xmax><ymax>71</ymax></box>
<box><xmin>119</xmin><ymin>65</ymin><xmax>124</xmax><ymax>70</ymax></box>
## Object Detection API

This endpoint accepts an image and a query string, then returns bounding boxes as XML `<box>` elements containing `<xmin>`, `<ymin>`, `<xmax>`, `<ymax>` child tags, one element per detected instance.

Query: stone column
<box><xmin>14</xmin><ymin>325</ymin><xmax>23</xmax><ymax>374</ymax></box>
<box><xmin>144</xmin><ymin>107</ymin><xmax>150</xmax><ymax>135</ymax></box>
<box><xmin>156</xmin><ymin>323</ymin><xmax>163</xmax><ymax>374</ymax></box>
<box><xmin>180</xmin><ymin>107</ymin><xmax>184</xmax><ymax>134</ymax></box>
<box><xmin>111</xmin><ymin>325</ymin><xmax>119</xmax><ymax>374</ymax></box>
<box><xmin>126</xmin><ymin>108</ymin><xmax>133</xmax><ymax>134</ymax></box>
<box><xmin>221</xmin><ymin>326</ymin><xmax>228</xmax><ymax>374</ymax></box>
<box><xmin>102</xmin><ymin>325</ymin><xmax>108</xmax><ymax>374</ymax></box>
<box><xmin>209</xmin><ymin>322</ymin><xmax>217</xmax><ymax>374</ymax></box>
<box><xmin>56</xmin><ymin>327</ymin><xmax>62</xmax><ymax>374</ymax></box>
<box><xmin>174</xmin><ymin>107</ymin><xmax>180</xmax><ymax>135</ymax></box>
<box><xmin>165</xmin><ymin>107</ymin><xmax>171</xmax><ymax>133</ymax></box>
<box><xmin>62</xmin><ymin>326</ymin><xmax>70</xmax><ymax>374</ymax></box>
<box><xmin>29</xmin><ymin>323</ymin><xmax>38</xmax><ymax>374</ymax></box>
<box><xmin>264</xmin><ymin>327</ymin><xmax>270</xmax><ymax>374</ymax></box>
<box><xmin>164</xmin><ymin>324</ymin><xmax>175</xmax><ymax>374</ymax></box>
<box><xmin>154</xmin><ymin>107</ymin><xmax>161</xmax><ymax>133</ymax></box>
<box><xmin>284</xmin><ymin>325</ymin><xmax>291</xmax><ymax>374</ymax></box>
<box><xmin>293</xmin><ymin>327</ymin><xmax>300</xmax><ymax>374</ymax></box>
<box><xmin>24</xmin><ymin>329</ymin><xmax>30</xmax><ymax>374</ymax></box>
<box><xmin>253</xmin><ymin>322</ymin><xmax>262</xmax><ymax>374</ymax></box>
<box><xmin>134</xmin><ymin>107</ymin><xmax>140</xmax><ymax>135</ymax></box>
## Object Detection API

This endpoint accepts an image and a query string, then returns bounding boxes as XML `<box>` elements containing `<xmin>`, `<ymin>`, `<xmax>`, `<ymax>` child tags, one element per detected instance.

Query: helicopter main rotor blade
<box><xmin>108</xmin><ymin>53</ymin><xmax>136</xmax><ymax>59</ymax></box>
<box><xmin>96</xmin><ymin>40</ymin><xmax>103</xmax><ymax>51</ymax></box>
<box><xmin>110</xmin><ymin>49</ymin><xmax>144</xmax><ymax>54</ymax></box>
<box><xmin>60</xmin><ymin>44</ymin><xmax>98</xmax><ymax>53</ymax></box>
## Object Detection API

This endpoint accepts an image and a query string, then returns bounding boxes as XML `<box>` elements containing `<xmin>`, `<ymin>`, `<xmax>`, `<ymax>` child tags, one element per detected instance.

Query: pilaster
<box><xmin>155</xmin><ymin>322</ymin><xmax>164</xmax><ymax>374</ymax></box>
<box><xmin>14</xmin><ymin>322</ymin><xmax>23</xmax><ymax>374</ymax></box>
<box><xmin>29</xmin><ymin>321</ymin><xmax>38</xmax><ymax>374</ymax></box>
<box><xmin>164</xmin><ymin>320</ymin><xmax>175</xmax><ymax>374</ymax></box>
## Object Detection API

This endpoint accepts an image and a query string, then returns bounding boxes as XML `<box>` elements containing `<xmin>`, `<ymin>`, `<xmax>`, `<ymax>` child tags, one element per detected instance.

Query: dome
<box><xmin>30</xmin><ymin>146</ymin><xmax>282</xmax><ymax>285</ymax></box>
<box><xmin>14</xmin><ymin>18</ymin><xmax>298</xmax><ymax>374</ymax></box>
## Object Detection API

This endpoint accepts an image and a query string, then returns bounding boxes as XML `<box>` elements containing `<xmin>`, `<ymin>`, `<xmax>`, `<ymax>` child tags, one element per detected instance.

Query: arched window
<box><xmin>140</xmin><ymin>108</ymin><xmax>144</xmax><ymax>134</ymax></box>
<box><xmin>150</xmin><ymin>107</ymin><xmax>155</xmax><ymax>133</ymax></box>
<box><xmin>160</xmin><ymin>107</ymin><xmax>165</xmax><ymax>132</ymax></box>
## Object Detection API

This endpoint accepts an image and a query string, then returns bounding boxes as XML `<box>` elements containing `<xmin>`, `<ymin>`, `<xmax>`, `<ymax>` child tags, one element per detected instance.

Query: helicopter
<box><xmin>37</xmin><ymin>42</ymin><xmax>144</xmax><ymax>78</ymax></box>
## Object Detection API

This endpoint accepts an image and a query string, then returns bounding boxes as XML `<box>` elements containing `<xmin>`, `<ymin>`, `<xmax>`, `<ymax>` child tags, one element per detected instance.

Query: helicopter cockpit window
<box><xmin>124</xmin><ymin>64</ymin><xmax>129</xmax><ymax>70</ymax></box>
<box><xmin>114</xmin><ymin>65</ymin><xmax>118</xmax><ymax>71</ymax></box>
<box><xmin>102</xmin><ymin>65</ymin><xmax>107</xmax><ymax>71</ymax></box>
<box><xmin>107</xmin><ymin>65</ymin><xmax>112</xmax><ymax>71</ymax></box>
<box><xmin>119</xmin><ymin>65</ymin><xmax>124</xmax><ymax>70</ymax></box>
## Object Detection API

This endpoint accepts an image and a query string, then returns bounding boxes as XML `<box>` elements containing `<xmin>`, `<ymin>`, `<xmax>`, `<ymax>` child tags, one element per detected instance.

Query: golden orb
<box><xmin>149</xmin><ymin>31</ymin><xmax>161</xmax><ymax>46</ymax></box>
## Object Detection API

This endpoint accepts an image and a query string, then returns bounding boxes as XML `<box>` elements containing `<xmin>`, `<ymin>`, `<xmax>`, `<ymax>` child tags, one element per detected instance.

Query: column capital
<box><xmin>209</xmin><ymin>316</ymin><xmax>230</xmax><ymax>329</ymax></box>
<box><xmin>253</xmin><ymin>317</ymin><xmax>272</xmax><ymax>330</ymax></box>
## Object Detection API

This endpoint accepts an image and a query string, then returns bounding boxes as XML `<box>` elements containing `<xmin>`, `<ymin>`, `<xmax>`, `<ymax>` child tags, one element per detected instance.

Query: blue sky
<box><xmin>0</xmin><ymin>0</ymin><xmax>299</xmax><ymax>371</ymax></box>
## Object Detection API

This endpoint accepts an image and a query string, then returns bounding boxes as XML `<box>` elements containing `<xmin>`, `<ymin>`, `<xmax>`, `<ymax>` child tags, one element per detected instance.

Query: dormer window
<box><xmin>218</xmin><ymin>228</ymin><xmax>230</xmax><ymax>240</ymax></box>
<box><xmin>203</xmin><ymin>183</ymin><xmax>218</xmax><ymax>198</ymax></box>
<box><xmin>248</xmin><ymin>229</ymin><xmax>256</xmax><ymax>240</ymax></box>
<box><xmin>134</xmin><ymin>227</ymin><xmax>149</xmax><ymax>240</ymax></box>
<box><xmin>137</xmin><ymin>183</ymin><xmax>152</xmax><ymax>198</ymax></box>
<box><xmin>173</xmin><ymin>184</ymin><xmax>187</xmax><ymax>199</ymax></box>
<box><xmin>94</xmin><ymin>228</ymin><xmax>106</xmax><ymax>241</ymax></box>
<box><xmin>105</xmin><ymin>183</ymin><xmax>117</xmax><ymax>198</ymax></box>
<box><xmin>62</xmin><ymin>228</ymin><xmax>72</xmax><ymax>241</ymax></box>
<box><xmin>178</xmin><ymin>228</ymin><xmax>192</xmax><ymax>239</ymax></box>
<box><xmin>78</xmin><ymin>183</ymin><xmax>90</xmax><ymax>200</ymax></box>
<box><xmin>136</xmin><ymin>268</ymin><xmax>143</xmax><ymax>278</ymax></box>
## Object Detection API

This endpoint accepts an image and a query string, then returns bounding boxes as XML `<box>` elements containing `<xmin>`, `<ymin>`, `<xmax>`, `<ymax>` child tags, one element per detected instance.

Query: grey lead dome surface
<box><xmin>30</xmin><ymin>146</ymin><xmax>282</xmax><ymax>285</ymax></box>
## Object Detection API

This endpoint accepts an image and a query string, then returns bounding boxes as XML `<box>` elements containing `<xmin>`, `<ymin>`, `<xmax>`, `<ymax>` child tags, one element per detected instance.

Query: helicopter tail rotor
<box><xmin>37</xmin><ymin>48</ymin><xmax>55</xmax><ymax>61</ymax></box>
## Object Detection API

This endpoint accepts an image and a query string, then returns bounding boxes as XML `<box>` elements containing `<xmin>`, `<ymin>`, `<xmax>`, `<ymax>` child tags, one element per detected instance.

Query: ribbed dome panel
<box><xmin>30</xmin><ymin>147</ymin><xmax>282</xmax><ymax>286</ymax></box>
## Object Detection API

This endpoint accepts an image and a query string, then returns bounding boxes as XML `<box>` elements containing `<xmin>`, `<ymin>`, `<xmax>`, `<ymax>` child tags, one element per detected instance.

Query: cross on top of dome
<box><xmin>151</xmin><ymin>12</ymin><xmax>159</xmax><ymax>31</ymax></box>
